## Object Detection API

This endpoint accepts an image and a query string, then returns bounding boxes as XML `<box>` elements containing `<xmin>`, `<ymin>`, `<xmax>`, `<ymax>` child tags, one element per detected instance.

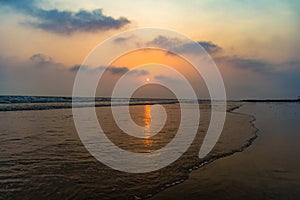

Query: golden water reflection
<box><xmin>143</xmin><ymin>105</ymin><xmax>153</xmax><ymax>147</ymax></box>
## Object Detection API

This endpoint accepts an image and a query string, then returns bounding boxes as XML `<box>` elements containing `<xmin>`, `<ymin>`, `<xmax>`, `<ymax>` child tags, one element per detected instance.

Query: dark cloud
<box><xmin>1</xmin><ymin>52</ymin><xmax>300</xmax><ymax>98</ymax></box>
<box><xmin>69</xmin><ymin>64</ymin><xmax>88</xmax><ymax>72</ymax></box>
<box><xmin>99</xmin><ymin>66</ymin><xmax>149</xmax><ymax>76</ymax></box>
<box><xmin>214</xmin><ymin>56</ymin><xmax>300</xmax><ymax>98</ymax></box>
<box><xmin>97</xmin><ymin>66</ymin><xmax>128</xmax><ymax>75</ymax></box>
<box><xmin>0</xmin><ymin>54</ymin><xmax>75</xmax><ymax>95</ymax></box>
<box><xmin>70</xmin><ymin>65</ymin><xmax>149</xmax><ymax>76</ymax></box>
<box><xmin>107</xmin><ymin>66</ymin><xmax>129</xmax><ymax>75</ymax></box>
<box><xmin>129</xmin><ymin>69</ymin><xmax>149</xmax><ymax>76</ymax></box>
<box><xmin>147</xmin><ymin>35</ymin><xmax>222</xmax><ymax>54</ymax></box>
<box><xmin>30</xmin><ymin>53</ymin><xmax>52</xmax><ymax>64</ymax></box>
<box><xmin>198</xmin><ymin>41</ymin><xmax>222</xmax><ymax>54</ymax></box>
<box><xmin>135</xmin><ymin>47</ymin><xmax>300</xmax><ymax>99</ymax></box>
<box><xmin>1</xmin><ymin>0</ymin><xmax>130</xmax><ymax>35</ymax></box>
<box><xmin>29</xmin><ymin>53</ymin><xmax>65</xmax><ymax>69</ymax></box>
<box><xmin>148</xmin><ymin>35</ymin><xmax>183</xmax><ymax>50</ymax></box>
<box><xmin>171</xmin><ymin>41</ymin><xmax>222</xmax><ymax>55</ymax></box>
<box><xmin>216</xmin><ymin>56</ymin><xmax>300</xmax><ymax>75</ymax></box>
<box><xmin>113</xmin><ymin>35</ymin><xmax>134</xmax><ymax>43</ymax></box>
<box><xmin>215</xmin><ymin>56</ymin><xmax>270</xmax><ymax>73</ymax></box>
<box><xmin>0</xmin><ymin>54</ymin><xmax>149</xmax><ymax>96</ymax></box>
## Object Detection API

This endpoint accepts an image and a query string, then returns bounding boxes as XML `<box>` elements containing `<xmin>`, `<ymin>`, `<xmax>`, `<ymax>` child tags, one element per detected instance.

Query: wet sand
<box><xmin>0</xmin><ymin>102</ymin><xmax>258</xmax><ymax>199</ymax></box>
<box><xmin>151</xmin><ymin>103</ymin><xmax>300</xmax><ymax>200</ymax></box>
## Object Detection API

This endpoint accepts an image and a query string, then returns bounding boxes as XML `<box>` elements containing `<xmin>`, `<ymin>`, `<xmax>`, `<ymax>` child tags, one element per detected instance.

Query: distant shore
<box><xmin>241</xmin><ymin>99</ymin><xmax>300</xmax><ymax>102</ymax></box>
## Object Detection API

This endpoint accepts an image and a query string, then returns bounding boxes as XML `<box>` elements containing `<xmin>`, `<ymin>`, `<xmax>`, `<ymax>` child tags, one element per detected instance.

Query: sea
<box><xmin>0</xmin><ymin>96</ymin><xmax>256</xmax><ymax>199</ymax></box>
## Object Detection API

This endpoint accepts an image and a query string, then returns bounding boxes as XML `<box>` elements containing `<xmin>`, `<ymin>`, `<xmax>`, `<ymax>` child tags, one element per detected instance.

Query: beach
<box><xmin>1</xmin><ymin>98</ymin><xmax>299</xmax><ymax>199</ymax></box>
<box><xmin>0</xmin><ymin>97</ymin><xmax>259</xmax><ymax>200</ymax></box>
<box><xmin>151</xmin><ymin>102</ymin><xmax>300</xmax><ymax>200</ymax></box>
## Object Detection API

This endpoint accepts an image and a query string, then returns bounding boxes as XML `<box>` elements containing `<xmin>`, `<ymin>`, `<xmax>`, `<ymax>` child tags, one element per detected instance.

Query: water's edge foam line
<box><xmin>144</xmin><ymin>103</ymin><xmax>259</xmax><ymax>200</ymax></box>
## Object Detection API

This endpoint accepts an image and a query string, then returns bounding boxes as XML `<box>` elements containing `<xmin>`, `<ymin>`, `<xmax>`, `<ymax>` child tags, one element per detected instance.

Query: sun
<box><xmin>146</xmin><ymin>78</ymin><xmax>150</xmax><ymax>82</ymax></box>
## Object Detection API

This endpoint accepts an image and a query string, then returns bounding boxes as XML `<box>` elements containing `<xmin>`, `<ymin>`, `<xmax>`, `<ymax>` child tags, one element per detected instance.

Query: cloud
<box><xmin>213</xmin><ymin>55</ymin><xmax>300</xmax><ymax>98</ymax></box>
<box><xmin>0</xmin><ymin>54</ymin><xmax>150</xmax><ymax>96</ymax></box>
<box><xmin>98</xmin><ymin>66</ymin><xmax>149</xmax><ymax>76</ymax></box>
<box><xmin>70</xmin><ymin>65</ymin><xmax>149</xmax><ymax>76</ymax></box>
<box><xmin>1</xmin><ymin>0</ymin><xmax>130</xmax><ymax>35</ymax></box>
<box><xmin>152</xmin><ymin>57</ymin><xmax>299</xmax><ymax>99</ymax></box>
<box><xmin>1</xmin><ymin>53</ymin><xmax>300</xmax><ymax>98</ymax></box>
<box><xmin>215</xmin><ymin>56</ymin><xmax>270</xmax><ymax>73</ymax></box>
<box><xmin>147</xmin><ymin>35</ymin><xmax>222</xmax><ymax>54</ymax></box>
<box><xmin>104</xmin><ymin>66</ymin><xmax>129</xmax><ymax>75</ymax></box>
<box><xmin>30</xmin><ymin>53</ymin><xmax>53</xmax><ymax>64</ymax></box>
<box><xmin>69</xmin><ymin>64</ymin><xmax>89</xmax><ymax>72</ymax></box>
<box><xmin>198</xmin><ymin>41</ymin><xmax>222</xmax><ymax>54</ymax></box>
<box><xmin>147</xmin><ymin>35</ymin><xmax>184</xmax><ymax>50</ymax></box>
<box><xmin>28</xmin><ymin>53</ymin><xmax>65</xmax><ymax>69</ymax></box>
<box><xmin>113</xmin><ymin>35</ymin><xmax>135</xmax><ymax>43</ymax></box>
<box><xmin>215</xmin><ymin>56</ymin><xmax>300</xmax><ymax>75</ymax></box>
<box><xmin>128</xmin><ymin>69</ymin><xmax>149</xmax><ymax>76</ymax></box>
<box><xmin>0</xmin><ymin>54</ymin><xmax>75</xmax><ymax>95</ymax></box>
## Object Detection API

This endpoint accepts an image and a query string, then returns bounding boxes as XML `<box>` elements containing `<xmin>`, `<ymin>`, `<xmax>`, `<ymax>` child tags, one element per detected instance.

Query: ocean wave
<box><xmin>0</xmin><ymin>96</ymin><xmax>180</xmax><ymax>111</ymax></box>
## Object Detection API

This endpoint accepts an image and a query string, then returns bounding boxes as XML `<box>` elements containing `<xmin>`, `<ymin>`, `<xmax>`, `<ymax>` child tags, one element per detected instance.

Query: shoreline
<box><xmin>0</xmin><ymin>102</ymin><xmax>260</xmax><ymax>199</ymax></box>
<box><xmin>146</xmin><ymin>103</ymin><xmax>259</xmax><ymax>200</ymax></box>
<box><xmin>0</xmin><ymin>101</ymin><xmax>178</xmax><ymax>112</ymax></box>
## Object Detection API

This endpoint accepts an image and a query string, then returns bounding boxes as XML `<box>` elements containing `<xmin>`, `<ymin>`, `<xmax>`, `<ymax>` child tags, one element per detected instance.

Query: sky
<box><xmin>0</xmin><ymin>0</ymin><xmax>299</xmax><ymax>99</ymax></box>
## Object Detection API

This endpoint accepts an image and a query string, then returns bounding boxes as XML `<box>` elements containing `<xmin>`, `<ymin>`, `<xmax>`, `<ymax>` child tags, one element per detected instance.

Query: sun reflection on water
<box><xmin>143</xmin><ymin>105</ymin><xmax>153</xmax><ymax>147</ymax></box>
